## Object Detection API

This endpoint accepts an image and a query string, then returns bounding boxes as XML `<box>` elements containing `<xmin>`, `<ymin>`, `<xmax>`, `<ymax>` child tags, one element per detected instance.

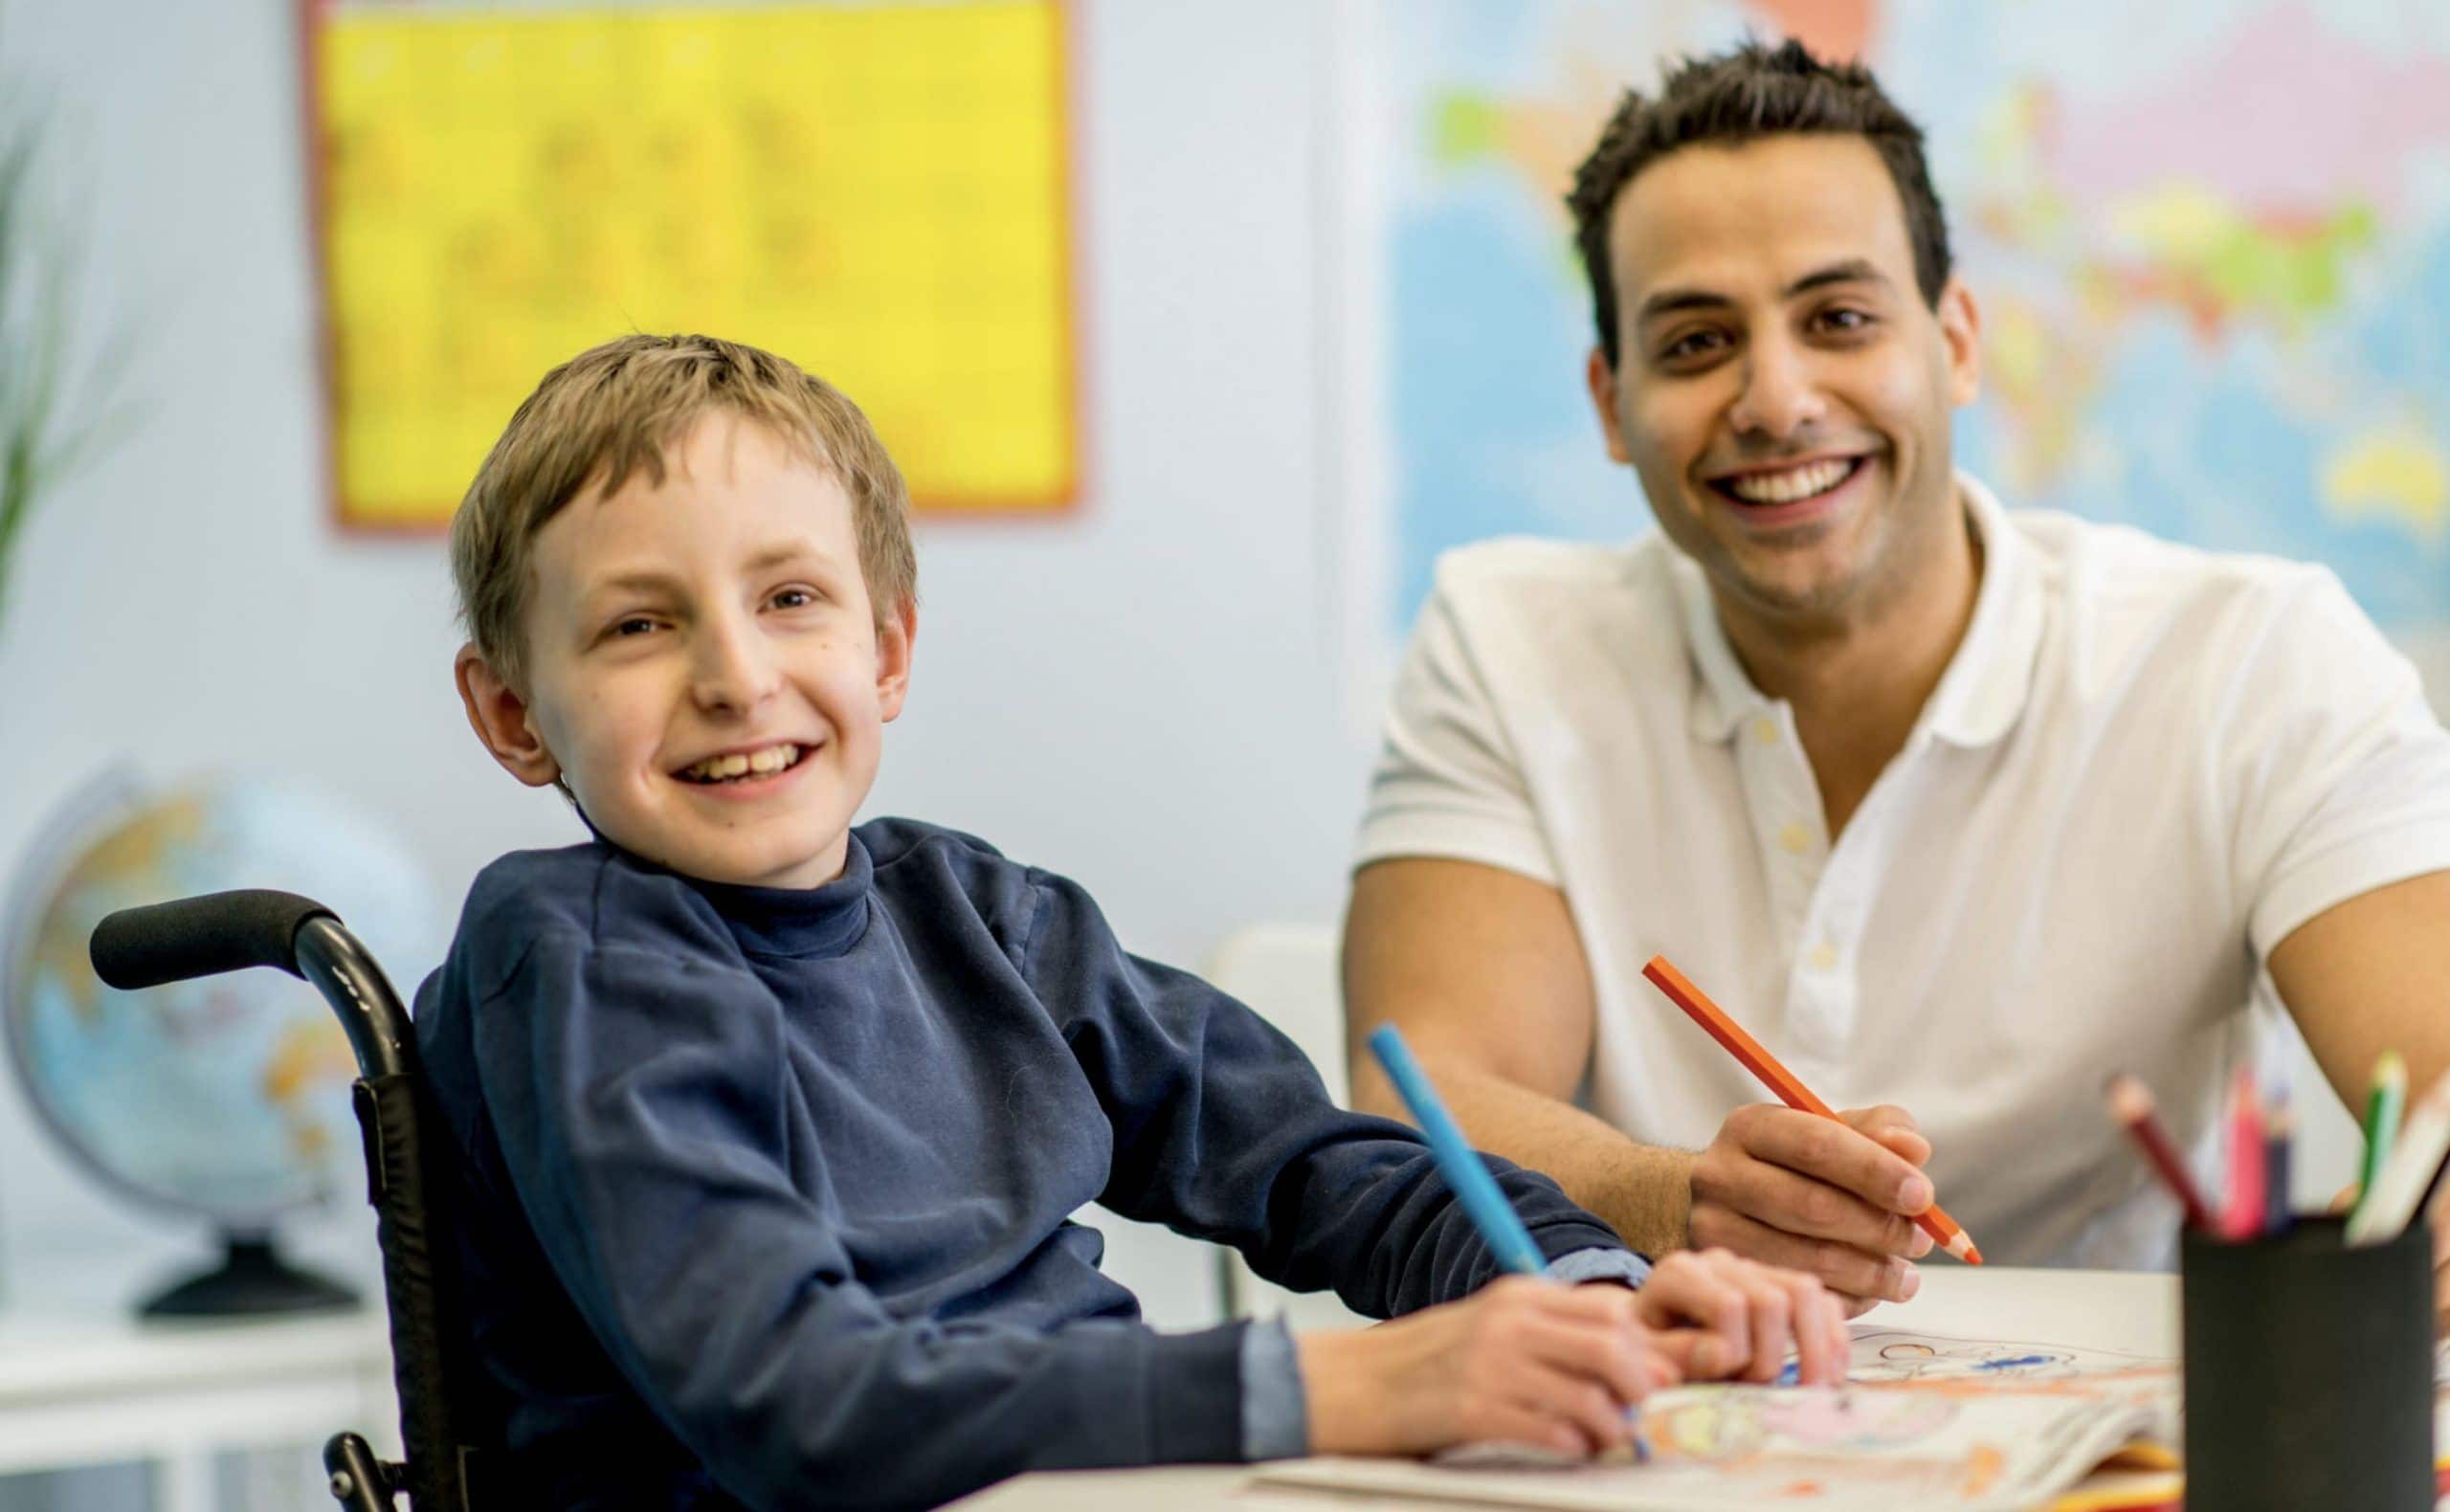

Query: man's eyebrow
<box><xmin>1635</xmin><ymin>285</ymin><xmax>1732</xmax><ymax>325</ymax></box>
<box><xmin>1634</xmin><ymin>258</ymin><xmax>1895</xmax><ymax>325</ymax></box>
<box><xmin>1784</xmin><ymin>257</ymin><xmax>1892</xmax><ymax>298</ymax></box>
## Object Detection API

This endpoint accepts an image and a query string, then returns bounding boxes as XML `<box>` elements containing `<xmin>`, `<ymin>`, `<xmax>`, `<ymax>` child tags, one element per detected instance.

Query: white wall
<box><xmin>0</xmin><ymin>0</ymin><xmax>1363</xmax><ymax>1329</ymax></box>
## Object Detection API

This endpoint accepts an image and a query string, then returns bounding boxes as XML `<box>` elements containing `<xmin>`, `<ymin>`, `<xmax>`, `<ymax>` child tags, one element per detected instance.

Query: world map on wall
<box><xmin>1387</xmin><ymin>0</ymin><xmax>2450</xmax><ymax>658</ymax></box>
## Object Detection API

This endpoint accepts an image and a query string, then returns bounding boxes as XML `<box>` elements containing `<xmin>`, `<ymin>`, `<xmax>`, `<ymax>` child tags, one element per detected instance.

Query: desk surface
<box><xmin>947</xmin><ymin>1265</ymin><xmax>2177</xmax><ymax>1510</ymax></box>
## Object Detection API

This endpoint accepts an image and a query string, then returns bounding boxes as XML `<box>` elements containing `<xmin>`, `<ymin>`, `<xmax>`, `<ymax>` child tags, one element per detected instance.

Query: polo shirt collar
<box><xmin>1677</xmin><ymin>470</ymin><xmax>2042</xmax><ymax>749</ymax></box>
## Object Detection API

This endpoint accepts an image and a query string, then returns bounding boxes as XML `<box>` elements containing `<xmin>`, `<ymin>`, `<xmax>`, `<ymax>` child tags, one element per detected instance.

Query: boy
<box><xmin>417</xmin><ymin>333</ymin><xmax>1846</xmax><ymax>1510</ymax></box>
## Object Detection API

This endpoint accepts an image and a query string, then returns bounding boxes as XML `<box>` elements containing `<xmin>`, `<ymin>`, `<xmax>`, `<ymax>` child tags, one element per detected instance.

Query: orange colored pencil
<box><xmin>1642</xmin><ymin>954</ymin><xmax>1983</xmax><ymax>1264</ymax></box>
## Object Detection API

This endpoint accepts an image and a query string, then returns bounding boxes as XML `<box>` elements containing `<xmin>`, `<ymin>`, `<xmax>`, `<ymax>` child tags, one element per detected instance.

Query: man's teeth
<box><xmin>1726</xmin><ymin>458</ymin><xmax>1854</xmax><ymax>504</ymax></box>
<box><xmin>682</xmin><ymin>745</ymin><xmax>801</xmax><ymax>782</ymax></box>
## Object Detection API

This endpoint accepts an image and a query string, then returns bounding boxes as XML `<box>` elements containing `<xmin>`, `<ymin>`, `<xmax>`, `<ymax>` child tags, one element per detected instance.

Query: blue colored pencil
<box><xmin>1368</xmin><ymin>1024</ymin><xmax>1548</xmax><ymax>1277</ymax></box>
<box><xmin>2263</xmin><ymin>1087</ymin><xmax>2294</xmax><ymax>1236</ymax></box>
<box><xmin>1368</xmin><ymin>1024</ymin><xmax>1651</xmax><ymax>1459</ymax></box>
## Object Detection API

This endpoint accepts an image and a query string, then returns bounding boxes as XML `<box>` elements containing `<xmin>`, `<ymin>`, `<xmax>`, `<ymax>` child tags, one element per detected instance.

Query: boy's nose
<box><xmin>689</xmin><ymin>618</ymin><xmax>780</xmax><ymax>714</ymax></box>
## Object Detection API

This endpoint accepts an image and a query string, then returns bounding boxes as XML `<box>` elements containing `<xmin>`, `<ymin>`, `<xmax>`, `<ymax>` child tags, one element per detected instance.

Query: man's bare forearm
<box><xmin>1354</xmin><ymin>1050</ymin><xmax>1698</xmax><ymax>1258</ymax></box>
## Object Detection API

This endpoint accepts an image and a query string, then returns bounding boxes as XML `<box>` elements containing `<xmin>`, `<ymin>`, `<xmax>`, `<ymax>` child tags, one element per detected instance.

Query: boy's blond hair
<box><xmin>450</xmin><ymin>332</ymin><xmax>918</xmax><ymax>689</ymax></box>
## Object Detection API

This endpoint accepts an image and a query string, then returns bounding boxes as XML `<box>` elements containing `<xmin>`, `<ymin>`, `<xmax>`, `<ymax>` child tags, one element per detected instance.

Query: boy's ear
<box><xmin>455</xmin><ymin>643</ymin><xmax>563</xmax><ymax>788</ymax></box>
<box><xmin>875</xmin><ymin>599</ymin><xmax>917</xmax><ymax>723</ymax></box>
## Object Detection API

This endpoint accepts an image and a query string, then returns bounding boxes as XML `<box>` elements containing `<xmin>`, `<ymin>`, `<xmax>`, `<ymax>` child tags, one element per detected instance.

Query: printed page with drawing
<box><xmin>1256</xmin><ymin>1327</ymin><xmax>2184</xmax><ymax>1512</ymax></box>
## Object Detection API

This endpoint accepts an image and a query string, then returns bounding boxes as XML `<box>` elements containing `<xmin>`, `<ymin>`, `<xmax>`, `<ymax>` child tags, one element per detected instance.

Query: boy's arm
<box><xmin>471</xmin><ymin>930</ymin><xmax>1253</xmax><ymax>1512</ymax></box>
<box><xmin>1016</xmin><ymin>870</ymin><xmax>1632</xmax><ymax>1318</ymax></box>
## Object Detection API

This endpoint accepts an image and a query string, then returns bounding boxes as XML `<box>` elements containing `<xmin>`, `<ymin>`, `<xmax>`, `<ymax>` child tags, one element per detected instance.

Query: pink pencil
<box><xmin>2221</xmin><ymin>1067</ymin><xmax>2266</xmax><ymax>1242</ymax></box>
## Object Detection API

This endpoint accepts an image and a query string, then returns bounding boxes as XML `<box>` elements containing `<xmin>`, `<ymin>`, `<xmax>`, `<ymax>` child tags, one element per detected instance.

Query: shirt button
<box><xmin>1752</xmin><ymin>717</ymin><xmax>1779</xmax><ymax>745</ymax></box>
<box><xmin>1809</xmin><ymin>942</ymin><xmax>1839</xmax><ymax>971</ymax></box>
<box><xmin>1778</xmin><ymin>822</ymin><xmax>1812</xmax><ymax>855</ymax></box>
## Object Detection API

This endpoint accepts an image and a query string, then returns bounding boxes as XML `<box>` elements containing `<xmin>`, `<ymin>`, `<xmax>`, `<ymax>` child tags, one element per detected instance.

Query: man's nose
<box><xmin>689</xmin><ymin>612</ymin><xmax>780</xmax><ymax>714</ymax></box>
<box><xmin>1726</xmin><ymin>334</ymin><xmax>1829</xmax><ymax>440</ymax></box>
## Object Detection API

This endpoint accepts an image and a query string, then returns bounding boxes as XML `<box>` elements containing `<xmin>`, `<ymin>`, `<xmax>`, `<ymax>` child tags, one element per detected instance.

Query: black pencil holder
<box><xmin>2181</xmin><ymin>1215</ymin><xmax>2434</xmax><ymax>1511</ymax></box>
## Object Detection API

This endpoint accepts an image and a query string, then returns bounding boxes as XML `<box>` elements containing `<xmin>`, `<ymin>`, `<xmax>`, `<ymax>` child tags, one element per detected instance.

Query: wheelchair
<box><xmin>90</xmin><ymin>889</ymin><xmax>488</xmax><ymax>1510</ymax></box>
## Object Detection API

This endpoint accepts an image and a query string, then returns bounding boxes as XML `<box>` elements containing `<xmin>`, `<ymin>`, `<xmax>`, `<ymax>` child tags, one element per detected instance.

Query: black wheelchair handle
<box><xmin>89</xmin><ymin>888</ymin><xmax>337</xmax><ymax>989</ymax></box>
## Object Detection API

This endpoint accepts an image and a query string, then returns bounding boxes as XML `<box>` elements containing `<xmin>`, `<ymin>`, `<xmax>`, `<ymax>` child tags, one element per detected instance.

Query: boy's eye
<box><xmin>770</xmin><ymin>587</ymin><xmax>818</xmax><ymax>611</ymax></box>
<box><xmin>612</xmin><ymin>616</ymin><xmax>657</xmax><ymax>638</ymax></box>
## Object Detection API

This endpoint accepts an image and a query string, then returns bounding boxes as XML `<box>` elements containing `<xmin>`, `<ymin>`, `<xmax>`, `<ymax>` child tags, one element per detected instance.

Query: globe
<box><xmin>2</xmin><ymin>772</ymin><xmax>442</xmax><ymax>1315</ymax></box>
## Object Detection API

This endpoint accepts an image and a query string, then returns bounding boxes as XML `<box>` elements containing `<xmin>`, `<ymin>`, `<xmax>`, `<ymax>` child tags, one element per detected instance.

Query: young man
<box><xmin>417</xmin><ymin>332</ymin><xmax>1845</xmax><ymax>1509</ymax></box>
<box><xmin>1346</xmin><ymin>40</ymin><xmax>2450</xmax><ymax>1319</ymax></box>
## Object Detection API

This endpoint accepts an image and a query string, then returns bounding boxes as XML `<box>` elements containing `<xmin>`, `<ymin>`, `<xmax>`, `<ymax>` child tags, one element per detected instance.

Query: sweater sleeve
<box><xmin>471</xmin><ymin>925</ymin><xmax>1248</xmax><ymax>1512</ymax></box>
<box><xmin>1015</xmin><ymin>870</ymin><xmax>1628</xmax><ymax>1319</ymax></box>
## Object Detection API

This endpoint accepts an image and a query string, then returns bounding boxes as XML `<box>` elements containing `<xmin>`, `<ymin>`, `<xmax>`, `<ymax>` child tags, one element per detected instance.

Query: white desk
<box><xmin>948</xmin><ymin>1266</ymin><xmax>2180</xmax><ymax>1510</ymax></box>
<box><xmin>0</xmin><ymin>1304</ymin><xmax>398</xmax><ymax>1512</ymax></box>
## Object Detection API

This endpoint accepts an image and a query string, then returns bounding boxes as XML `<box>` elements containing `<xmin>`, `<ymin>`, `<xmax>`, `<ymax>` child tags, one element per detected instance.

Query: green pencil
<box><xmin>2351</xmin><ymin>1052</ymin><xmax>2407</xmax><ymax>1226</ymax></box>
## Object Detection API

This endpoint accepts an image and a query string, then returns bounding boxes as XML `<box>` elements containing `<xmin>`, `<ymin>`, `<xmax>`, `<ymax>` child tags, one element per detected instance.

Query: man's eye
<box><xmin>612</xmin><ymin>616</ymin><xmax>657</xmax><ymax>637</ymax></box>
<box><xmin>1660</xmin><ymin>329</ymin><xmax>1726</xmax><ymax>363</ymax></box>
<box><xmin>1816</xmin><ymin>307</ymin><xmax>1874</xmax><ymax>333</ymax></box>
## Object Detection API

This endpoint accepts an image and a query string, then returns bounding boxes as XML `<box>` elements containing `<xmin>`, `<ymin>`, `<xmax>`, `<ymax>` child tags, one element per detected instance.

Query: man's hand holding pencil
<box><xmin>1643</xmin><ymin>957</ymin><xmax>1982</xmax><ymax>1318</ymax></box>
<box><xmin>1687</xmin><ymin>1101</ymin><xmax>1943</xmax><ymax>1316</ymax></box>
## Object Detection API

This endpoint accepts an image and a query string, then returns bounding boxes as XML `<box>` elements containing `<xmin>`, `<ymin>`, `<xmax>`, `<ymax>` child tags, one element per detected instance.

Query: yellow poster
<box><xmin>311</xmin><ymin>1</ymin><xmax>1078</xmax><ymax>527</ymax></box>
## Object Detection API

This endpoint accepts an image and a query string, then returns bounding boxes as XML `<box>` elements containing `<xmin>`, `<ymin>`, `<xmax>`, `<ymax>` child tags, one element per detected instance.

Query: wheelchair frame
<box><xmin>90</xmin><ymin>888</ymin><xmax>483</xmax><ymax>1511</ymax></box>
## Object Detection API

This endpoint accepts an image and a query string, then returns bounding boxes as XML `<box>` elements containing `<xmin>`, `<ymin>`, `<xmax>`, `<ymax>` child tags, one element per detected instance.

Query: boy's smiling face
<box><xmin>458</xmin><ymin>411</ymin><xmax>913</xmax><ymax>889</ymax></box>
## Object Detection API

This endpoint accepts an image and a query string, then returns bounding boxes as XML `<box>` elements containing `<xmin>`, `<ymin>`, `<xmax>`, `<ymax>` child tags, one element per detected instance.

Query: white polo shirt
<box><xmin>1356</xmin><ymin>475</ymin><xmax>2450</xmax><ymax>1268</ymax></box>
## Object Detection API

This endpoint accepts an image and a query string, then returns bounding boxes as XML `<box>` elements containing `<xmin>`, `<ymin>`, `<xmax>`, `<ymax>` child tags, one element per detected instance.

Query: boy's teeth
<box><xmin>1726</xmin><ymin>458</ymin><xmax>1852</xmax><ymax>504</ymax></box>
<box><xmin>684</xmin><ymin>745</ymin><xmax>799</xmax><ymax>782</ymax></box>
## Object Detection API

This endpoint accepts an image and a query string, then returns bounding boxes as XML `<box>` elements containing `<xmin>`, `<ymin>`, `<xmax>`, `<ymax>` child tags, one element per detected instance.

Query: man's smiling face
<box><xmin>1586</xmin><ymin>133</ymin><xmax>1981</xmax><ymax>627</ymax></box>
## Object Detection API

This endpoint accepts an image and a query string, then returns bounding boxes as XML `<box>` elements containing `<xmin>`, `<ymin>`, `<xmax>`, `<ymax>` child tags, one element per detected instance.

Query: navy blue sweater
<box><xmin>413</xmin><ymin>819</ymin><xmax>1628</xmax><ymax>1509</ymax></box>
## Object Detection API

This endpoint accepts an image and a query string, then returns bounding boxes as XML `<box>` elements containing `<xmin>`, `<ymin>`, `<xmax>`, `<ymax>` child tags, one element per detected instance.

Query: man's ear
<box><xmin>1586</xmin><ymin>347</ymin><xmax>1635</xmax><ymax>465</ymax></box>
<box><xmin>455</xmin><ymin>643</ymin><xmax>563</xmax><ymax>789</ymax></box>
<box><xmin>1937</xmin><ymin>276</ymin><xmax>1982</xmax><ymax>409</ymax></box>
<box><xmin>875</xmin><ymin>599</ymin><xmax>918</xmax><ymax>723</ymax></box>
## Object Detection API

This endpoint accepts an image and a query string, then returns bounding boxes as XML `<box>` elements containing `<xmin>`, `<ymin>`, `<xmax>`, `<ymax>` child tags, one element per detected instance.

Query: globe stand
<box><xmin>139</xmin><ymin>1234</ymin><xmax>358</xmax><ymax>1319</ymax></box>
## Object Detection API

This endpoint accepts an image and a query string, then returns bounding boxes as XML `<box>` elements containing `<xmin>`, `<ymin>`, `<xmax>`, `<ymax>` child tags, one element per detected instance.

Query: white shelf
<box><xmin>0</xmin><ymin>1303</ymin><xmax>396</xmax><ymax>1512</ymax></box>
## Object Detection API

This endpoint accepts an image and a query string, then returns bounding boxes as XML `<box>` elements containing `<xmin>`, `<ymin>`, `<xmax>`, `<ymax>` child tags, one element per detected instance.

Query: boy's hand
<box><xmin>1633</xmin><ymin>1248</ymin><xmax>1850</xmax><ymax>1386</ymax></box>
<box><xmin>1297</xmin><ymin>1276</ymin><xmax>1671</xmax><ymax>1459</ymax></box>
<box><xmin>1294</xmin><ymin>1253</ymin><xmax>1848</xmax><ymax>1460</ymax></box>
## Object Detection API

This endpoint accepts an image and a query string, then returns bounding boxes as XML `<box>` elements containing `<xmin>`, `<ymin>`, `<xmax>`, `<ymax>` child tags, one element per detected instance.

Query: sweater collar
<box><xmin>575</xmin><ymin>808</ymin><xmax>875</xmax><ymax>960</ymax></box>
<box><xmin>682</xmin><ymin>834</ymin><xmax>875</xmax><ymax>960</ymax></box>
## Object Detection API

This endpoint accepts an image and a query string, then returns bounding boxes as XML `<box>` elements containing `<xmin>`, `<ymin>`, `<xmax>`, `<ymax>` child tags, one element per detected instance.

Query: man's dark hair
<box><xmin>1568</xmin><ymin>38</ymin><xmax>1952</xmax><ymax>367</ymax></box>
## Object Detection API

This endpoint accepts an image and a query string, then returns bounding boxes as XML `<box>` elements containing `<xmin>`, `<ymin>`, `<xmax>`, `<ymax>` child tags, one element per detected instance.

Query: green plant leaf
<box><xmin>0</xmin><ymin>87</ymin><xmax>135</xmax><ymax>636</ymax></box>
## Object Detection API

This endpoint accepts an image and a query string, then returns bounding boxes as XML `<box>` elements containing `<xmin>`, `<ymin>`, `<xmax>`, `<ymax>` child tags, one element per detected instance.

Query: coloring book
<box><xmin>1253</xmin><ymin>1326</ymin><xmax>2183</xmax><ymax>1512</ymax></box>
